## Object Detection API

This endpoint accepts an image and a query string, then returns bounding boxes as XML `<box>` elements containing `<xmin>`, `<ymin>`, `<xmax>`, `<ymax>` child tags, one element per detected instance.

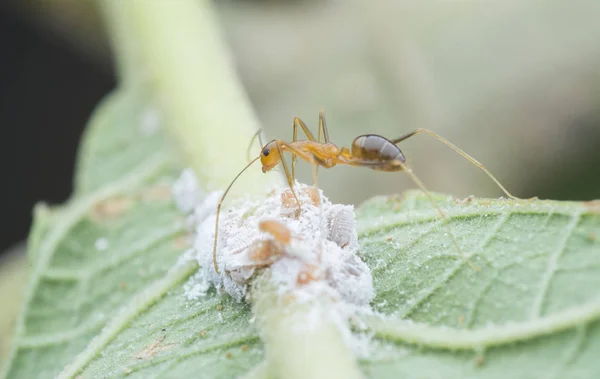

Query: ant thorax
<box><xmin>178</xmin><ymin>174</ymin><xmax>373</xmax><ymax>306</ymax></box>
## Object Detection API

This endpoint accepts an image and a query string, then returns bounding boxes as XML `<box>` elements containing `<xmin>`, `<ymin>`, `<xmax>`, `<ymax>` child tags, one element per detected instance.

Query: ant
<box><xmin>212</xmin><ymin>109</ymin><xmax>519</xmax><ymax>274</ymax></box>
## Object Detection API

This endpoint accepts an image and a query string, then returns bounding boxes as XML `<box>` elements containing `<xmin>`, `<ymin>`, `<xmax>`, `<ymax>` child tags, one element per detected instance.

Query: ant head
<box><xmin>260</xmin><ymin>140</ymin><xmax>280</xmax><ymax>173</ymax></box>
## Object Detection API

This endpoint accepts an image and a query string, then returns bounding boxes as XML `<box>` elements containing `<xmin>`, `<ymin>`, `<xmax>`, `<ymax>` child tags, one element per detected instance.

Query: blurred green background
<box><xmin>2</xmin><ymin>0</ymin><xmax>600</xmax><ymax>362</ymax></box>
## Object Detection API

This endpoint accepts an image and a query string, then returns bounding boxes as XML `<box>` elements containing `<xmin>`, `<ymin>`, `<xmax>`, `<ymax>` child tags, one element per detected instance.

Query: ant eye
<box><xmin>263</xmin><ymin>149</ymin><xmax>270</xmax><ymax>157</ymax></box>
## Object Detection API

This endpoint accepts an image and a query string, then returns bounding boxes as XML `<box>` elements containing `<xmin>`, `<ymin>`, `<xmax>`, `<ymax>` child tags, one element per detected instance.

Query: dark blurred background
<box><xmin>0</xmin><ymin>2</ymin><xmax>113</xmax><ymax>256</ymax></box>
<box><xmin>2</xmin><ymin>0</ymin><xmax>600</xmax><ymax>258</ymax></box>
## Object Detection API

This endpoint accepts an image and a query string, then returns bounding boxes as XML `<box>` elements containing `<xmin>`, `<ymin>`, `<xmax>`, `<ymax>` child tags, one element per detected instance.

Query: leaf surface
<box><xmin>4</xmin><ymin>89</ymin><xmax>600</xmax><ymax>378</ymax></box>
<box><xmin>357</xmin><ymin>193</ymin><xmax>600</xmax><ymax>378</ymax></box>
<box><xmin>2</xmin><ymin>87</ymin><xmax>260</xmax><ymax>379</ymax></box>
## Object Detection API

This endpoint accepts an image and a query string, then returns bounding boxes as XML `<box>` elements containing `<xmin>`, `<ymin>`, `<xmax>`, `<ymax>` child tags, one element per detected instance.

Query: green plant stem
<box><xmin>252</xmin><ymin>284</ymin><xmax>363</xmax><ymax>379</ymax></box>
<box><xmin>98</xmin><ymin>2</ymin><xmax>140</xmax><ymax>85</ymax></box>
<box><xmin>99</xmin><ymin>2</ymin><xmax>361</xmax><ymax>378</ymax></box>
<box><xmin>101</xmin><ymin>0</ymin><xmax>280</xmax><ymax>192</ymax></box>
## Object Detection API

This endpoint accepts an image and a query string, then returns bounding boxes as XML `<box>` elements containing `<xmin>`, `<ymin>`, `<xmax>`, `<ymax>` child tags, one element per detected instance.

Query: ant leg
<box><xmin>312</xmin><ymin>161</ymin><xmax>325</xmax><ymax>263</ymax></box>
<box><xmin>292</xmin><ymin>117</ymin><xmax>317</xmax><ymax>180</ymax></box>
<box><xmin>292</xmin><ymin>119</ymin><xmax>297</xmax><ymax>180</ymax></box>
<box><xmin>311</xmin><ymin>109</ymin><xmax>333</xmax><ymax>181</ymax></box>
<box><xmin>397</xmin><ymin>160</ymin><xmax>480</xmax><ymax>271</ymax></box>
<box><xmin>391</xmin><ymin>129</ymin><xmax>519</xmax><ymax>199</ymax></box>
<box><xmin>276</xmin><ymin>140</ymin><xmax>301</xmax><ymax>213</ymax></box>
<box><xmin>293</xmin><ymin>117</ymin><xmax>317</xmax><ymax>141</ymax></box>
<box><xmin>318</xmin><ymin>109</ymin><xmax>331</xmax><ymax>143</ymax></box>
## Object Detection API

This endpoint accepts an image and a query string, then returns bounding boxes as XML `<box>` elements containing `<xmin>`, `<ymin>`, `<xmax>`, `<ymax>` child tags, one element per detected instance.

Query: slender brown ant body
<box><xmin>212</xmin><ymin>110</ymin><xmax>518</xmax><ymax>273</ymax></box>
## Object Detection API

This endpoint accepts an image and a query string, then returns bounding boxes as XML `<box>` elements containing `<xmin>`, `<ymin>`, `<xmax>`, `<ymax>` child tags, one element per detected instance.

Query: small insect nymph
<box><xmin>245</xmin><ymin>220</ymin><xmax>291</xmax><ymax>266</ymax></box>
<box><xmin>212</xmin><ymin>110</ymin><xmax>519</xmax><ymax>273</ymax></box>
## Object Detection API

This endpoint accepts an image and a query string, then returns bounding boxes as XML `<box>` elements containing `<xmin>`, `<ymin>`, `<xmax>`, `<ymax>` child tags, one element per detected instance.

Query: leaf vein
<box><xmin>402</xmin><ymin>213</ymin><xmax>510</xmax><ymax>319</ymax></box>
<box><xmin>367</xmin><ymin>295</ymin><xmax>600</xmax><ymax>350</ymax></box>
<box><xmin>530</xmin><ymin>212</ymin><xmax>582</xmax><ymax>318</ymax></box>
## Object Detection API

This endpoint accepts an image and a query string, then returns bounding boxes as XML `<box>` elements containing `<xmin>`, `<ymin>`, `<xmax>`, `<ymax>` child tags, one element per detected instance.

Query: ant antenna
<box><xmin>246</xmin><ymin>129</ymin><xmax>264</xmax><ymax>163</ymax></box>
<box><xmin>213</xmin><ymin>156</ymin><xmax>261</xmax><ymax>274</ymax></box>
<box><xmin>397</xmin><ymin>160</ymin><xmax>480</xmax><ymax>271</ymax></box>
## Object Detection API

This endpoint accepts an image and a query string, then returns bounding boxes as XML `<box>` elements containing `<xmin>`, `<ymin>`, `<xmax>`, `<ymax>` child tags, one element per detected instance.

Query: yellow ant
<box><xmin>212</xmin><ymin>110</ymin><xmax>519</xmax><ymax>273</ymax></box>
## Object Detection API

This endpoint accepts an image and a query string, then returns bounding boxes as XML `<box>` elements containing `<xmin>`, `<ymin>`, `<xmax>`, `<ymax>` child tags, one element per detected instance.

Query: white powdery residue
<box><xmin>183</xmin><ymin>270</ymin><xmax>211</xmax><ymax>300</ymax></box>
<box><xmin>324</xmin><ymin>246</ymin><xmax>374</xmax><ymax>306</ymax></box>
<box><xmin>173</xmin><ymin>169</ymin><xmax>202</xmax><ymax>214</ymax></box>
<box><xmin>192</xmin><ymin>190</ymin><xmax>222</xmax><ymax>226</ymax></box>
<box><xmin>179</xmin><ymin>176</ymin><xmax>375</xmax><ymax>355</ymax></box>
<box><xmin>139</xmin><ymin>106</ymin><xmax>161</xmax><ymax>136</ymax></box>
<box><xmin>94</xmin><ymin>238</ymin><xmax>109</xmax><ymax>251</ymax></box>
<box><xmin>198</xmin><ymin>182</ymin><xmax>375</xmax><ymax>306</ymax></box>
<box><xmin>175</xmin><ymin>248</ymin><xmax>197</xmax><ymax>267</ymax></box>
<box><xmin>326</xmin><ymin>303</ymin><xmax>375</xmax><ymax>358</ymax></box>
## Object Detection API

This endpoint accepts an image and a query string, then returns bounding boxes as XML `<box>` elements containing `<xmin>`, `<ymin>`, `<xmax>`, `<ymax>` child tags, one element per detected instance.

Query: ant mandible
<box><xmin>212</xmin><ymin>110</ymin><xmax>519</xmax><ymax>274</ymax></box>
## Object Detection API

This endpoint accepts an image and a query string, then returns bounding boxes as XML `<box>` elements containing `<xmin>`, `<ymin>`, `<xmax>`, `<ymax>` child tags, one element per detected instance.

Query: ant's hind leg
<box><xmin>391</xmin><ymin>128</ymin><xmax>520</xmax><ymax>200</ymax></box>
<box><xmin>396</xmin><ymin>160</ymin><xmax>480</xmax><ymax>271</ymax></box>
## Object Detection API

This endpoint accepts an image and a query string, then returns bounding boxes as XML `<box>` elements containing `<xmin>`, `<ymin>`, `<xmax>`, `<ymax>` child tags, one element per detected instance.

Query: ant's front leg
<box><xmin>276</xmin><ymin>141</ymin><xmax>302</xmax><ymax>215</ymax></box>
<box><xmin>292</xmin><ymin>117</ymin><xmax>316</xmax><ymax>180</ymax></box>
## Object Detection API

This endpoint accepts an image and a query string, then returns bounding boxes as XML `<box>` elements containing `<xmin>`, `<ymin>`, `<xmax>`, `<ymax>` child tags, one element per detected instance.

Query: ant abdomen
<box><xmin>351</xmin><ymin>134</ymin><xmax>406</xmax><ymax>171</ymax></box>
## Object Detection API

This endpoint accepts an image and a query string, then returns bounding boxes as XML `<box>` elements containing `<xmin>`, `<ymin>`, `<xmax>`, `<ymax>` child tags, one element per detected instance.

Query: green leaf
<box><xmin>4</xmin><ymin>1</ymin><xmax>600</xmax><ymax>374</ymax></box>
<box><xmin>74</xmin><ymin>87</ymin><xmax>177</xmax><ymax>195</ymax></box>
<box><xmin>2</xmin><ymin>87</ymin><xmax>261</xmax><ymax>378</ymax></box>
<box><xmin>357</xmin><ymin>192</ymin><xmax>600</xmax><ymax>378</ymax></box>
<box><xmin>5</xmin><ymin>93</ymin><xmax>600</xmax><ymax>379</ymax></box>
